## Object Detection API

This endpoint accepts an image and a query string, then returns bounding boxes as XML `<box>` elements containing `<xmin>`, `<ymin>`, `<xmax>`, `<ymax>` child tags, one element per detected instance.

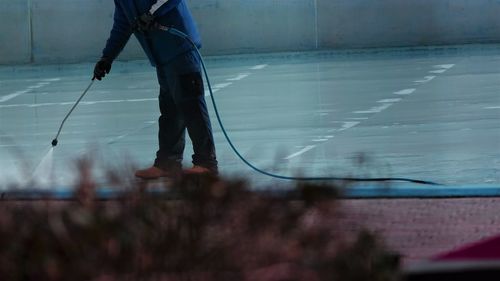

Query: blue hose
<box><xmin>161</xmin><ymin>25</ymin><xmax>440</xmax><ymax>185</ymax></box>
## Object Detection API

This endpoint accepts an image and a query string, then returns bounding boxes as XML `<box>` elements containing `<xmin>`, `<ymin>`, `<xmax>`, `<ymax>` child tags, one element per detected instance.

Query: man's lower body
<box><xmin>135</xmin><ymin>50</ymin><xmax>218</xmax><ymax>179</ymax></box>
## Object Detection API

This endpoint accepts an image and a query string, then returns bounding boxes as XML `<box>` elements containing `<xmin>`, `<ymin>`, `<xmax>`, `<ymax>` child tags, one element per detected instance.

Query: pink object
<box><xmin>433</xmin><ymin>235</ymin><xmax>500</xmax><ymax>261</ymax></box>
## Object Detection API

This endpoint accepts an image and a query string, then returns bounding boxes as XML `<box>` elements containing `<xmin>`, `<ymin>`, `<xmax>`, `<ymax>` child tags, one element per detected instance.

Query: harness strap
<box><xmin>149</xmin><ymin>0</ymin><xmax>170</xmax><ymax>15</ymax></box>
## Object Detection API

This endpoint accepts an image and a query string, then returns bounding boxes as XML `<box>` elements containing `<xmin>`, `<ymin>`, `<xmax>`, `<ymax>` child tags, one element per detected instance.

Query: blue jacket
<box><xmin>102</xmin><ymin>0</ymin><xmax>201</xmax><ymax>66</ymax></box>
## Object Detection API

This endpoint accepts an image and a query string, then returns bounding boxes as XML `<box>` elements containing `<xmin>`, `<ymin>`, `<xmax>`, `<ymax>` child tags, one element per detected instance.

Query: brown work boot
<box><xmin>135</xmin><ymin>166</ymin><xmax>175</xmax><ymax>180</ymax></box>
<box><xmin>184</xmin><ymin>165</ymin><xmax>218</xmax><ymax>176</ymax></box>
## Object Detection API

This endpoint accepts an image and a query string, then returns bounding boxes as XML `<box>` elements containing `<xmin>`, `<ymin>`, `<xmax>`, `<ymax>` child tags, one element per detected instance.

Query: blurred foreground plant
<box><xmin>0</xmin><ymin>160</ymin><xmax>400</xmax><ymax>281</ymax></box>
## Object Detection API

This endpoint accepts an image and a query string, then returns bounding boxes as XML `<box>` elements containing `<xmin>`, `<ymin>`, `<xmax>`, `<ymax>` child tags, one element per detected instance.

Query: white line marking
<box><xmin>204</xmin><ymin>88</ymin><xmax>220</xmax><ymax>96</ymax></box>
<box><xmin>125</xmin><ymin>98</ymin><xmax>156</xmax><ymax>102</ymax></box>
<box><xmin>429</xmin><ymin>69</ymin><xmax>447</xmax><ymax>74</ymax></box>
<box><xmin>213</xmin><ymin>82</ymin><xmax>232</xmax><ymax>89</ymax></box>
<box><xmin>433</xmin><ymin>64</ymin><xmax>455</xmax><ymax>69</ymax></box>
<box><xmin>43</xmin><ymin>78</ymin><xmax>61</xmax><ymax>82</ymax></box>
<box><xmin>27</xmin><ymin>82</ymin><xmax>50</xmax><ymax>89</ymax></box>
<box><xmin>394</xmin><ymin>88</ymin><xmax>416</xmax><ymax>95</ymax></box>
<box><xmin>485</xmin><ymin>106</ymin><xmax>500</xmax><ymax>109</ymax></box>
<box><xmin>0</xmin><ymin>98</ymin><xmax>157</xmax><ymax>108</ymax></box>
<box><xmin>347</xmin><ymin>117</ymin><xmax>369</xmax><ymax>120</ymax></box>
<box><xmin>312</xmin><ymin>139</ymin><xmax>328</xmax><ymax>142</ymax></box>
<box><xmin>315</xmin><ymin>112</ymin><xmax>329</xmax><ymax>116</ymax></box>
<box><xmin>250</xmin><ymin>64</ymin><xmax>268</xmax><ymax>70</ymax></box>
<box><xmin>414</xmin><ymin>76</ymin><xmax>436</xmax><ymax>83</ymax></box>
<box><xmin>353</xmin><ymin>104</ymin><xmax>392</xmax><ymax>114</ymax></box>
<box><xmin>0</xmin><ymin>90</ymin><xmax>30</xmax><ymax>102</ymax></box>
<box><xmin>325</xmin><ymin>135</ymin><xmax>334</xmax><ymax>139</ymax></box>
<box><xmin>226</xmin><ymin>73</ymin><xmax>250</xmax><ymax>81</ymax></box>
<box><xmin>108</xmin><ymin>135</ymin><xmax>126</xmax><ymax>143</ymax></box>
<box><xmin>377</xmin><ymin>98</ymin><xmax>401</xmax><ymax>103</ymax></box>
<box><xmin>107</xmin><ymin>122</ymin><xmax>157</xmax><ymax>144</ymax></box>
<box><xmin>284</xmin><ymin>145</ymin><xmax>316</xmax><ymax>160</ymax></box>
<box><xmin>339</xmin><ymin>121</ymin><xmax>360</xmax><ymax>131</ymax></box>
<box><xmin>0</xmin><ymin>80</ymin><xmax>54</xmax><ymax>102</ymax></box>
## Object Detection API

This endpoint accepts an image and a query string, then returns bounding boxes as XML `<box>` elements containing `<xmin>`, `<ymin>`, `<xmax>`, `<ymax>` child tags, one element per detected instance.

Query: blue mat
<box><xmin>2</xmin><ymin>184</ymin><xmax>500</xmax><ymax>200</ymax></box>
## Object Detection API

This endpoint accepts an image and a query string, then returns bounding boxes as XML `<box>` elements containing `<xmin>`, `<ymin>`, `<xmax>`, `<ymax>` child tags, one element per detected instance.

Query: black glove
<box><xmin>93</xmin><ymin>58</ymin><xmax>112</xmax><ymax>80</ymax></box>
<box><xmin>135</xmin><ymin>12</ymin><xmax>156</xmax><ymax>33</ymax></box>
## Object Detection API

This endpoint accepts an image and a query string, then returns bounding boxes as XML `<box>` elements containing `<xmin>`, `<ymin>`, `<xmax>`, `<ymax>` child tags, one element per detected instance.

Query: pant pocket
<box><xmin>179</xmin><ymin>72</ymin><xmax>204</xmax><ymax>99</ymax></box>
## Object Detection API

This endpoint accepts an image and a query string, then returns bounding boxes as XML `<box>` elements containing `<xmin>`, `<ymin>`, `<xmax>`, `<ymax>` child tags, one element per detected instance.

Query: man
<box><xmin>94</xmin><ymin>0</ymin><xmax>218</xmax><ymax>179</ymax></box>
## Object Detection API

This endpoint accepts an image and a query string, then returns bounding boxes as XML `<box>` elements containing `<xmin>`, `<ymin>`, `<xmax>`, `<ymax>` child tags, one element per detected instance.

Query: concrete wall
<box><xmin>317</xmin><ymin>0</ymin><xmax>500</xmax><ymax>48</ymax></box>
<box><xmin>31</xmin><ymin>0</ymin><xmax>145</xmax><ymax>64</ymax></box>
<box><xmin>1</xmin><ymin>0</ymin><xmax>500</xmax><ymax>65</ymax></box>
<box><xmin>0</xmin><ymin>0</ymin><xmax>31</xmax><ymax>64</ymax></box>
<box><xmin>189</xmin><ymin>0</ymin><xmax>317</xmax><ymax>55</ymax></box>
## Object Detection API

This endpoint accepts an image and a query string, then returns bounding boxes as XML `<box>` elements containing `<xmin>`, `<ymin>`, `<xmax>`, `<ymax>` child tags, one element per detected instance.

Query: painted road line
<box><xmin>28</xmin><ymin>84</ymin><xmax>43</xmax><ymax>89</ymax></box>
<box><xmin>77</xmin><ymin>98</ymin><xmax>155</xmax><ymax>105</ymax></box>
<box><xmin>17</xmin><ymin>131</ymin><xmax>88</xmax><ymax>137</ymax></box>
<box><xmin>205</xmin><ymin>88</ymin><xmax>220</xmax><ymax>96</ymax></box>
<box><xmin>213</xmin><ymin>82</ymin><xmax>233</xmax><ymax>89</ymax></box>
<box><xmin>378</xmin><ymin>98</ymin><xmax>401</xmax><ymax>103</ymax></box>
<box><xmin>314</xmin><ymin>112</ymin><xmax>329</xmax><ymax>116</ymax></box>
<box><xmin>43</xmin><ymin>78</ymin><xmax>62</xmax><ymax>82</ymax></box>
<box><xmin>205</xmin><ymin>63</ymin><xmax>268</xmax><ymax>96</ymax></box>
<box><xmin>107</xmin><ymin>122</ymin><xmax>157</xmax><ymax>145</ymax></box>
<box><xmin>339</xmin><ymin>121</ymin><xmax>360</xmax><ymax>131</ymax></box>
<box><xmin>0</xmin><ymin>98</ymin><xmax>158</xmax><ymax>108</ymax></box>
<box><xmin>394</xmin><ymin>88</ymin><xmax>416</xmax><ymax>95</ymax></box>
<box><xmin>485</xmin><ymin>106</ymin><xmax>500</xmax><ymax>109</ymax></box>
<box><xmin>0</xmin><ymin>90</ymin><xmax>30</xmax><ymax>103</ymax></box>
<box><xmin>0</xmin><ymin>79</ymin><xmax>56</xmax><ymax>103</ymax></box>
<box><xmin>226</xmin><ymin>73</ymin><xmax>250</xmax><ymax>81</ymax></box>
<box><xmin>434</xmin><ymin>64</ymin><xmax>455</xmax><ymax>69</ymax></box>
<box><xmin>91</xmin><ymin>90</ymin><xmax>111</xmax><ymax>95</ymax></box>
<box><xmin>429</xmin><ymin>69</ymin><xmax>447</xmax><ymax>74</ymax></box>
<box><xmin>327</xmin><ymin>121</ymin><xmax>360</xmax><ymax>133</ymax></box>
<box><xmin>107</xmin><ymin>135</ymin><xmax>127</xmax><ymax>144</ymax></box>
<box><xmin>250</xmin><ymin>64</ymin><xmax>268</xmax><ymax>70</ymax></box>
<box><xmin>312</xmin><ymin>138</ymin><xmax>328</xmax><ymax>142</ymax></box>
<box><xmin>353</xmin><ymin>104</ymin><xmax>392</xmax><ymax>114</ymax></box>
<box><xmin>284</xmin><ymin>145</ymin><xmax>316</xmax><ymax>160</ymax></box>
<box><xmin>414</xmin><ymin>76</ymin><xmax>436</xmax><ymax>83</ymax></box>
<box><xmin>0</xmin><ymin>77</ymin><xmax>60</xmax><ymax>83</ymax></box>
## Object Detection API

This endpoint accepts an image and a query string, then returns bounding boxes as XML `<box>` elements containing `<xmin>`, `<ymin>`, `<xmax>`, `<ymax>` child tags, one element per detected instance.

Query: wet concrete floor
<box><xmin>0</xmin><ymin>46</ymin><xmax>499</xmax><ymax>193</ymax></box>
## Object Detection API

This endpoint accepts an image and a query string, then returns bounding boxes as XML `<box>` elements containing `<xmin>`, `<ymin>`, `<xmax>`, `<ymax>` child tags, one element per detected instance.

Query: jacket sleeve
<box><xmin>101</xmin><ymin>1</ymin><xmax>133</xmax><ymax>61</ymax></box>
<box><xmin>150</xmin><ymin>0</ymin><xmax>183</xmax><ymax>17</ymax></box>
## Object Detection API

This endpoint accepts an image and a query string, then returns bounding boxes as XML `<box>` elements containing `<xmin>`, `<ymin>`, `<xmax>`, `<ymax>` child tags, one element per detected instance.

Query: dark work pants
<box><xmin>154</xmin><ymin>50</ymin><xmax>218</xmax><ymax>171</ymax></box>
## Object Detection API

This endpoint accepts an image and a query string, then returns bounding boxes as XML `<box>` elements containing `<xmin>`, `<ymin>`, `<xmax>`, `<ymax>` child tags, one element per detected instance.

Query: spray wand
<box><xmin>51</xmin><ymin>78</ymin><xmax>95</xmax><ymax>147</ymax></box>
